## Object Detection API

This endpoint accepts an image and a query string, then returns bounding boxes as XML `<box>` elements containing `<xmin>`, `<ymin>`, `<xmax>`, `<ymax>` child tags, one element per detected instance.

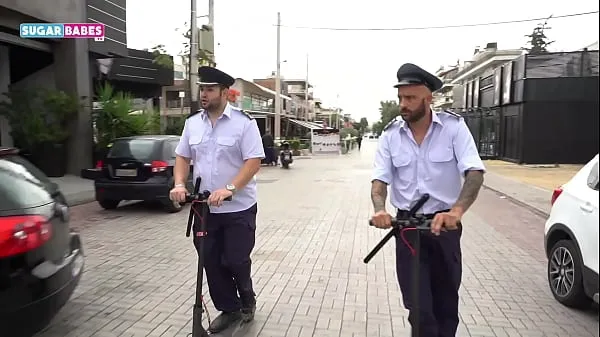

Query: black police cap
<box><xmin>197</xmin><ymin>66</ymin><xmax>235</xmax><ymax>87</ymax></box>
<box><xmin>393</xmin><ymin>63</ymin><xmax>443</xmax><ymax>92</ymax></box>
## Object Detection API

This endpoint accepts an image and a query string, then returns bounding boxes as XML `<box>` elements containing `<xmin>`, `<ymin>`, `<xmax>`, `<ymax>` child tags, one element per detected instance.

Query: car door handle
<box><xmin>580</xmin><ymin>203</ymin><xmax>594</xmax><ymax>213</ymax></box>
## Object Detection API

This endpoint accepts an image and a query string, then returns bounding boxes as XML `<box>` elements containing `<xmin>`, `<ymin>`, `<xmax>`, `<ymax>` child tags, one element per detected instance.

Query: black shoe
<box><xmin>208</xmin><ymin>311</ymin><xmax>241</xmax><ymax>333</ymax></box>
<box><xmin>241</xmin><ymin>296</ymin><xmax>256</xmax><ymax>323</ymax></box>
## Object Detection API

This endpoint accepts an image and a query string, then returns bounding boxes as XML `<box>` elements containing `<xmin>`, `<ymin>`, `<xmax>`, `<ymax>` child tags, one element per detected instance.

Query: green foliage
<box><xmin>0</xmin><ymin>88</ymin><xmax>81</xmax><ymax>150</ymax></box>
<box><xmin>358</xmin><ymin>117</ymin><xmax>369</xmax><ymax>133</ymax></box>
<box><xmin>340</xmin><ymin>127</ymin><xmax>358</xmax><ymax>139</ymax></box>
<box><xmin>371</xmin><ymin>100</ymin><xmax>400</xmax><ymax>135</ymax></box>
<box><xmin>164</xmin><ymin>116</ymin><xmax>187</xmax><ymax>135</ymax></box>
<box><xmin>148</xmin><ymin>44</ymin><xmax>174</xmax><ymax>69</ymax></box>
<box><xmin>93</xmin><ymin>83</ymin><xmax>158</xmax><ymax>150</ymax></box>
<box><xmin>371</xmin><ymin>121</ymin><xmax>383</xmax><ymax>135</ymax></box>
<box><xmin>177</xmin><ymin>22</ymin><xmax>216</xmax><ymax>66</ymax></box>
<box><xmin>523</xmin><ymin>16</ymin><xmax>554</xmax><ymax>54</ymax></box>
<box><xmin>289</xmin><ymin>139</ymin><xmax>301</xmax><ymax>151</ymax></box>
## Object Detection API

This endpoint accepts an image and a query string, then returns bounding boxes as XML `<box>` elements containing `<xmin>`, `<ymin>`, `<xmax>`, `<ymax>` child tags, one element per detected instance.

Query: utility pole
<box><xmin>208</xmin><ymin>0</ymin><xmax>215</xmax><ymax>65</ymax></box>
<box><xmin>274</xmin><ymin>12</ymin><xmax>281</xmax><ymax>140</ymax></box>
<box><xmin>304</xmin><ymin>53</ymin><xmax>309</xmax><ymax>121</ymax></box>
<box><xmin>189</xmin><ymin>0</ymin><xmax>199</xmax><ymax>113</ymax></box>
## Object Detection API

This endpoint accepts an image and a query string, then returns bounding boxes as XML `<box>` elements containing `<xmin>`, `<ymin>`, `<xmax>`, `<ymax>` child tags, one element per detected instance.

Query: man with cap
<box><xmin>370</xmin><ymin>63</ymin><xmax>485</xmax><ymax>337</ymax></box>
<box><xmin>170</xmin><ymin>66</ymin><xmax>265</xmax><ymax>333</ymax></box>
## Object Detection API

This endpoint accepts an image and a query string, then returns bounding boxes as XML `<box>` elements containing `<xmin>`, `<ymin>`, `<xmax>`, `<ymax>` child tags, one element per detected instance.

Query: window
<box><xmin>164</xmin><ymin>141</ymin><xmax>179</xmax><ymax>159</ymax></box>
<box><xmin>586</xmin><ymin>161</ymin><xmax>599</xmax><ymax>191</ymax></box>
<box><xmin>108</xmin><ymin>139</ymin><xmax>158</xmax><ymax>161</ymax></box>
<box><xmin>0</xmin><ymin>155</ymin><xmax>53</xmax><ymax>211</ymax></box>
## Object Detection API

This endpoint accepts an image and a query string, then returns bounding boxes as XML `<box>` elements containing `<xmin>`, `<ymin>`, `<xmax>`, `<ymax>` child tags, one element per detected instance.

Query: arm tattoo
<box><xmin>371</xmin><ymin>180</ymin><xmax>388</xmax><ymax>212</ymax></box>
<box><xmin>453</xmin><ymin>170</ymin><xmax>484</xmax><ymax>213</ymax></box>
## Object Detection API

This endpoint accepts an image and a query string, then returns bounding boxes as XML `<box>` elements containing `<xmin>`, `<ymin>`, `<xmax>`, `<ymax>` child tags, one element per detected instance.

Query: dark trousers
<box><xmin>193</xmin><ymin>204</ymin><xmax>257</xmax><ymax>312</ymax></box>
<box><xmin>395</xmin><ymin>210</ymin><xmax>463</xmax><ymax>337</ymax></box>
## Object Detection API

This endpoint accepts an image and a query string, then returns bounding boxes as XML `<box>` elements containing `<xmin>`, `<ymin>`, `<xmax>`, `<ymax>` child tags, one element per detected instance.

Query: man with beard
<box><xmin>169</xmin><ymin>66</ymin><xmax>264</xmax><ymax>333</ymax></box>
<box><xmin>370</xmin><ymin>63</ymin><xmax>485</xmax><ymax>337</ymax></box>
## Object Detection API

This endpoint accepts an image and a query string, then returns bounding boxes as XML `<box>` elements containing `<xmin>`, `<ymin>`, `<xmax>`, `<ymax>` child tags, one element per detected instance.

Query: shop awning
<box><xmin>288</xmin><ymin>119</ymin><xmax>334</xmax><ymax>130</ymax></box>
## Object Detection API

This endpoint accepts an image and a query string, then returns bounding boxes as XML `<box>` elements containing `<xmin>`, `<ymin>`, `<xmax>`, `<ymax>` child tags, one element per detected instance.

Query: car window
<box><xmin>164</xmin><ymin>141</ymin><xmax>178</xmax><ymax>159</ymax></box>
<box><xmin>586</xmin><ymin>161</ymin><xmax>599</xmax><ymax>191</ymax></box>
<box><xmin>0</xmin><ymin>155</ymin><xmax>53</xmax><ymax>211</ymax></box>
<box><xmin>108</xmin><ymin>139</ymin><xmax>158</xmax><ymax>161</ymax></box>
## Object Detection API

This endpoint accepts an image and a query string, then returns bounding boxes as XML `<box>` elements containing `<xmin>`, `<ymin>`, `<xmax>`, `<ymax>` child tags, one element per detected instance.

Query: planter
<box><xmin>29</xmin><ymin>143</ymin><xmax>67</xmax><ymax>177</ymax></box>
<box><xmin>292</xmin><ymin>149</ymin><xmax>301</xmax><ymax>156</ymax></box>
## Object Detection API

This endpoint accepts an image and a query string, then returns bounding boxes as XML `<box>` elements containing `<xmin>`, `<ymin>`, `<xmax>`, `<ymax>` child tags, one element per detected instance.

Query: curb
<box><xmin>64</xmin><ymin>191</ymin><xmax>96</xmax><ymax>207</ymax></box>
<box><xmin>482</xmin><ymin>183</ymin><xmax>550</xmax><ymax>218</ymax></box>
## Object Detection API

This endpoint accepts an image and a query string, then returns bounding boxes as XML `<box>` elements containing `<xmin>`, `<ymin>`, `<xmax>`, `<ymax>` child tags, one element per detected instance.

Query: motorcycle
<box><xmin>279</xmin><ymin>142</ymin><xmax>293</xmax><ymax>169</ymax></box>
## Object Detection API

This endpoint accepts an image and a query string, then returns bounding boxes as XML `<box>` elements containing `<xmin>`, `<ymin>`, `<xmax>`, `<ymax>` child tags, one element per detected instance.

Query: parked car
<box><xmin>0</xmin><ymin>147</ymin><xmax>84</xmax><ymax>337</ymax></box>
<box><xmin>544</xmin><ymin>154</ymin><xmax>599</xmax><ymax>308</ymax></box>
<box><xmin>90</xmin><ymin>135</ymin><xmax>194</xmax><ymax>213</ymax></box>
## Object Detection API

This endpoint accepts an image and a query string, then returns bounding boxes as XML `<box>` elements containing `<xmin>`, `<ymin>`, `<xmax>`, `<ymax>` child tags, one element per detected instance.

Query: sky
<box><xmin>127</xmin><ymin>0</ymin><xmax>599</xmax><ymax>124</ymax></box>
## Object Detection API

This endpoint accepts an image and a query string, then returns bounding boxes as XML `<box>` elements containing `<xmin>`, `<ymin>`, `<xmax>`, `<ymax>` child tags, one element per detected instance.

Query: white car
<box><xmin>544</xmin><ymin>154</ymin><xmax>599</xmax><ymax>308</ymax></box>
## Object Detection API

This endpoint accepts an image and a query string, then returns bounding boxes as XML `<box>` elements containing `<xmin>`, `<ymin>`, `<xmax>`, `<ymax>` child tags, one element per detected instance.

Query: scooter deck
<box><xmin>208</xmin><ymin>320</ymin><xmax>259</xmax><ymax>336</ymax></box>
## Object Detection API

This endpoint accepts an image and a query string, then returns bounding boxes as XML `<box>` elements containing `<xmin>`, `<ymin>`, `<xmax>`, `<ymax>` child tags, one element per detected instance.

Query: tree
<box><xmin>371</xmin><ymin>100</ymin><xmax>400</xmax><ymax>135</ymax></box>
<box><xmin>176</xmin><ymin>22</ymin><xmax>216</xmax><ymax>67</ymax></box>
<box><xmin>358</xmin><ymin>117</ymin><xmax>369</xmax><ymax>133</ymax></box>
<box><xmin>523</xmin><ymin>16</ymin><xmax>555</xmax><ymax>54</ymax></box>
<box><xmin>146</xmin><ymin>44</ymin><xmax>174</xmax><ymax>69</ymax></box>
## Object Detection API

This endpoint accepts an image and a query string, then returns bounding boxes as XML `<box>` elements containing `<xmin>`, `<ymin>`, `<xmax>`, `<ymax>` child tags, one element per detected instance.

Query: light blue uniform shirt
<box><xmin>175</xmin><ymin>103</ymin><xmax>265</xmax><ymax>213</ymax></box>
<box><xmin>372</xmin><ymin>111</ymin><xmax>486</xmax><ymax>214</ymax></box>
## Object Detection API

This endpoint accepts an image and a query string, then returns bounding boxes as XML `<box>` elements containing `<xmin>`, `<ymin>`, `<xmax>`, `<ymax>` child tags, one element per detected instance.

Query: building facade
<box><xmin>0</xmin><ymin>0</ymin><xmax>127</xmax><ymax>174</ymax></box>
<box><xmin>1</xmin><ymin>0</ymin><xmax>173</xmax><ymax>175</ymax></box>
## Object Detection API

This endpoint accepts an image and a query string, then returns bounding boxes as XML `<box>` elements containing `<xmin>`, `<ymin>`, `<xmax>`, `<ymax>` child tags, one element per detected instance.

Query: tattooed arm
<box><xmin>451</xmin><ymin>170</ymin><xmax>484</xmax><ymax>214</ymax></box>
<box><xmin>371</xmin><ymin>180</ymin><xmax>388</xmax><ymax>212</ymax></box>
<box><xmin>450</xmin><ymin>118</ymin><xmax>487</xmax><ymax>216</ymax></box>
<box><xmin>371</xmin><ymin>131</ymin><xmax>393</xmax><ymax>213</ymax></box>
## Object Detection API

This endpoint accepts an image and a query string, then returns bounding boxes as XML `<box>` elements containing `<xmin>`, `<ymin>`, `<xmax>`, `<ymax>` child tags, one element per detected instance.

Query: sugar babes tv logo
<box><xmin>20</xmin><ymin>23</ymin><xmax>105</xmax><ymax>41</ymax></box>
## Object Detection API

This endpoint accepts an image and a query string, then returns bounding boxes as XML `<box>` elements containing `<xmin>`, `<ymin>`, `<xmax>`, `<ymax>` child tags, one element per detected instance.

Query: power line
<box><xmin>276</xmin><ymin>10</ymin><xmax>599</xmax><ymax>31</ymax></box>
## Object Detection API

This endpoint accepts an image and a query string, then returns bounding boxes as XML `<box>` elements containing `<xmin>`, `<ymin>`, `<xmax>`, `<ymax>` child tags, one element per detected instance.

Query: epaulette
<box><xmin>232</xmin><ymin>106</ymin><xmax>254</xmax><ymax>120</ymax></box>
<box><xmin>187</xmin><ymin>109</ymin><xmax>203</xmax><ymax>119</ymax></box>
<box><xmin>442</xmin><ymin>109</ymin><xmax>462</xmax><ymax>118</ymax></box>
<box><xmin>383</xmin><ymin>117</ymin><xmax>399</xmax><ymax>131</ymax></box>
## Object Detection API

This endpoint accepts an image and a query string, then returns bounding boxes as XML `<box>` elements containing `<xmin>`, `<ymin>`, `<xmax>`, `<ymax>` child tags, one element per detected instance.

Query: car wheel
<box><xmin>547</xmin><ymin>239</ymin><xmax>591</xmax><ymax>308</ymax></box>
<box><xmin>98</xmin><ymin>199</ymin><xmax>120</xmax><ymax>210</ymax></box>
<box><xmin>163</xmin><ymin>199</ymin><xmax>183</xmax><ymax>213</ymax></box>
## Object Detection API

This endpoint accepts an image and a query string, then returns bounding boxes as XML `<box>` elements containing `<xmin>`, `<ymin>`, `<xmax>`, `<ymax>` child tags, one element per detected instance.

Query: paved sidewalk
<box><xmin>51</xmin><ymin>174</ymin><xmax>95</xmax><ymax>206</ymax></box>
<box><xmin>37</xmin><ymin>141</ymin><xmax>598</xmax><ymax>337</ymax></box>
<box><xmin>480</xmin><ymin>171</ymin><xmax>553</xmax><ymax>217</ymax></box>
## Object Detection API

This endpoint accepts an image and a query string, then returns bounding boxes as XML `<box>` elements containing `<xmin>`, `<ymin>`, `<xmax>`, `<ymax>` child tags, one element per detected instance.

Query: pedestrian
<box><xmin>369</xmin><ymin>63</ymin><xmax>485</xmax><ymax>337</ymax></box>
<box><xmin>356</xmin><ymin>134</ymin><xmax>362</xmax><ymax>150</ymax></box>
<box><xmin>169</xmin><ymin>66</ymin><xmax>265</xmax><ymax>333</ymax></box>
<box><xmin>261</xmin><ymin>131</ymin><xmax>275</xmax><ymax>165</ymax></box>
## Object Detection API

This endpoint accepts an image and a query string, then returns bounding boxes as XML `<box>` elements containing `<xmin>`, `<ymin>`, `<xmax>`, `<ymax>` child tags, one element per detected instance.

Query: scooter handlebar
<box><xmin>184</xmin><ymin>192</ymin><xmax>233</xmax><ymax>203</ymax></box>
<box><xmin>368</xmin><ymin>218</ymin><xmax>433</xmax><ymax>230</ymax></box>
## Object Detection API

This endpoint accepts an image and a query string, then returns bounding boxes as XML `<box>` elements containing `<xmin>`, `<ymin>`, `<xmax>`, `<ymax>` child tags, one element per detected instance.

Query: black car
<box><xmin>0</xmin><ymin>147</ymin><xmax>84</xmax><ymax>337</ymax></box>
<box><xmin>92</xmin><ymin>135</ymin><xmax>193</xmax><ymax>213</ymax></box>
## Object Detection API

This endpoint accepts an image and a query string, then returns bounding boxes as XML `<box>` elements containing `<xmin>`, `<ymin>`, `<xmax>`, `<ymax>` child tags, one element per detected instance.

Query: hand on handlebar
<box><xmin>207</xmin><ymin>188</ymin><xmax>234</xmax><ymax>207</ymax></box>
<box><xmin>169</xmin><ymin>185</ymin><xmax>188</xmax><ymax>203</ymax></box>
<box><xmin>370</xmin><ymin>211</ymin><xmax>393</xmax><ymax>229</ymax></box>
<box><xmin>430</xmin><ymin>210</ymin><xmax>462</xmax><ymax>236</ymax></box>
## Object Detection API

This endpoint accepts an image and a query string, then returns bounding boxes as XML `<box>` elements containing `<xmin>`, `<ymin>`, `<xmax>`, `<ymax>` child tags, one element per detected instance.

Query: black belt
<box><xmin>396</xmin><ymin>209</ymin><xmax>450</xmax><ymax>220</ymax></box>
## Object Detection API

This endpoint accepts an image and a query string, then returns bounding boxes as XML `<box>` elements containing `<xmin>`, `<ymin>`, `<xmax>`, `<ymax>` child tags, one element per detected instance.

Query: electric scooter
<box><xmin>363</xmin><ymin>193</ymin><xmax>433</xmax><ymax>337</ymax></box>
<box><xmin>279</xmin><ymin>141</ymin><xmax>293</xmax><ymax>169</ymax></box>
<box><xmin>183</xmin><ymin>177</ymin><xmax>232</xmax><ymax>337</ymax></box>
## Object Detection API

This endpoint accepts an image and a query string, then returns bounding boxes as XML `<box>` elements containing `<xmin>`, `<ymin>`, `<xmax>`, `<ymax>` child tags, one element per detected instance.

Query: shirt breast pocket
<box><xmin>189</xmin><ymin>136</ymin><xmax>206</xmax><ymax>160</ymax></box>
<box><xmin>391</xmin><ymin>152</ymin><xmax>413</xmax><ymax>189</ymax></box>
<box><xmin>428</xmin><ymin>145</ymin><xmax>455</xmax><ymax>174</ymax></box>
<box><xmin>216</xmin><ymin>136</ymin><xmax>237</xmax><ymax>160</ymax></box>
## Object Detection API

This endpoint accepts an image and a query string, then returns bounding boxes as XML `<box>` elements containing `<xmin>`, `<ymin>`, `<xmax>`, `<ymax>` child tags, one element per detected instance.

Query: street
<box><xmin>38</xmin><ymin>141</ymin><xmax>598</xmax><ymax>337</ymax></box>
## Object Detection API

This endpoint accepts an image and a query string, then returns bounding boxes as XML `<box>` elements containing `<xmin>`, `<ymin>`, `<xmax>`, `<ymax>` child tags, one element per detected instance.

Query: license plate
<box><xmin>115</xmin><ymin>169</ymin><xmax>137</xmax><ymax>177</ymax></box>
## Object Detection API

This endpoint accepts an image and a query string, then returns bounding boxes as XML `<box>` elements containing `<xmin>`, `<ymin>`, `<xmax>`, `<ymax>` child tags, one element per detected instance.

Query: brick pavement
<box><xmin>37</xmin><ymin>140</ymin><xmax>598</xmax><ymax>337</ymax></box>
